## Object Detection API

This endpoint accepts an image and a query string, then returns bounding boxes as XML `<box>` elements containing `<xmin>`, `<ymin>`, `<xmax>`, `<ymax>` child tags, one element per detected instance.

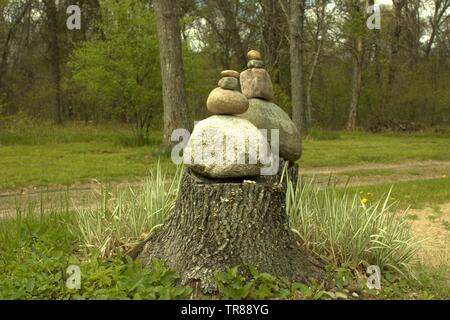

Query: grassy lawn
<box><xmin>301</xmin><ymin>131</ymin><xmax>450</xmax><ymax>167</ymax></box>
<box><xmin>344</xmin><ymin>178</ymin><xmax>450</xmax><ymax>210</ymax></box>
<box><xmin>1</xmin><ymin>124</ymin><xmax>449</xmax><ymax>189</ymax></box>
<box><xmin>0</xmin><ymin>124</ymin><xmax>171</xmax><ymax>189</ymax></box>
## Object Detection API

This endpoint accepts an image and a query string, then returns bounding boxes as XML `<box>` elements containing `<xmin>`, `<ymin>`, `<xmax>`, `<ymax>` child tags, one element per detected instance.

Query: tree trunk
<box><xmin>260</xmin><ymin>0</ymin><xmax>286</xmax><ymax>84</ymax></box>
<box><xmin>132</xmin><ymin>163</ymin><xmax>323</xmax><ymax>293</ymax></box>
<box><xmin>404</xmin><ymin>0</ymin><xmax>421</xmax><ymax>66</ymax></box>
<box><xmin>0</xmin><ymin>1</ymin><xmax>32</xmax><ymax>92</ymax></box>
<box><xmin>367</xmin><ymin>0</ymin><xmax>382</xmax><ymax>85</ymax></box>
<box><xmin>387</xmin><ymin>0</ymin><xmax>406</xmax><ymax>87</ymax></box>
<box><xmin>289</xmin><ymin>0</ymin><xmax>307</xmax><ymax>136</ymax></box>
<box><xmin>306</xmin><ymin>38</ymin><xmax>322</xmax><ymax>129</ymax></box>
<box><xmin>215</xmin><ymin>0</ymin><xmax>247</xmax><ymax>69</ymax></box>
<box><xmin>425</xmin><ymin>0</ymin><xmax>450</xmax><ymax>58</ymax></box>
<box><xmin>153</xmin><ymin>0</ymin><xmax>189</xmax><ymax>148</ymax></box>
<box><xmin>306</xmin><ymin>2</ymin><xmax>327</xmax><ymax>130</ymax></box>
<box><xmin>347</xmin><ymin>36</ymin><xmax>364</xmax><ymax>131</ymax></box>
<box><xmin>45</xmin><ymin>0</ymin><xmax>63</xmax><ymax>124</ymax></box>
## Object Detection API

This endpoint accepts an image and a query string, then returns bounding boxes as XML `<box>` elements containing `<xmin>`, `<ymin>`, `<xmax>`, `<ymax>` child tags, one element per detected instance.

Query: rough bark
<box><xmin>133</xmin><ymin>162</ymin><xmax>323</xmax><ymax>293</ymax></box>
<box><xmin>153</xmin><ymin>0</ymin><xmax>189</xmax><ymax>148</ymax></box>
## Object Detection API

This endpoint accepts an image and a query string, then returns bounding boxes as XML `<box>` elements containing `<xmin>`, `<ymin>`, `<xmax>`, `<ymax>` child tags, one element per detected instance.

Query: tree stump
<box><xmin>133</xmin><ymin>161</ymin><xmax>323</xmax><ymax>293</ymax></box>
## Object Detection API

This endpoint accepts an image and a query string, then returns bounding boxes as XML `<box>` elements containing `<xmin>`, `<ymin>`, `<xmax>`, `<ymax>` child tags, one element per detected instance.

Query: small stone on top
<box><xmin>218</xmin><ymin>77</ymin><xmax>239</xmax><ymax>91</ymax></box>
<box><xmin>247</xmin><ymin>59</ymin><xmax>265</xmax><ymax>69</ymax></box>
<box><xmin>247</xmin><ymin>50</ymin><xmax>262</xmax><ymax>61</ymax></box>
<box><xmin>221</xmin><ymin>70</ymin><xmax>240</xmax><ymax>78</ymax></box>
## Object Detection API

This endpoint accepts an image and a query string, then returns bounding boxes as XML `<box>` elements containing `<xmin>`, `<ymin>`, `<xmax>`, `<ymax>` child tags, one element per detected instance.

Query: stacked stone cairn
<box><xmin>184</xmin><ymin>50</ymin><xmax>301</xmax><ymax>179</ymax></box>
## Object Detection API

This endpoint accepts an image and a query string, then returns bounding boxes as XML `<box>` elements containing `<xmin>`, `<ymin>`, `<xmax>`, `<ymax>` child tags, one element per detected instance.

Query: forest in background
<box><xmin>0</xmin><ymin>0</ymin><xmax>449</xmax><ymax>140</ymax></box>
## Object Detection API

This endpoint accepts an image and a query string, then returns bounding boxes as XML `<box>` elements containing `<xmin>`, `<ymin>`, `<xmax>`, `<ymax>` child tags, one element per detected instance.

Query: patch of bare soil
<box><xmin>300</xmin><ymin>160</ymin><xmax>450</xmax><ymax>187</ymax></box>
<box><xmin>404</xmin><ymin>203</ymin><xmax>450</xmax><ymax>267</ymax></box>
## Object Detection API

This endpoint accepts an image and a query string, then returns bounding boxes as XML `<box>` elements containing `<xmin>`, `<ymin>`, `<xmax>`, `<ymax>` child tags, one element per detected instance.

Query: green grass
<box><xmin>0</xmin><ymin>123</ymin><xmax>172</xmax><ymax>188</ymax></box>
<box><xmin>344</xmin><ymin>178</ymin><xmax>450</xmax><ymax>209</ymax></box>
<box><xmin>0</xmin><ymin>142</ymin><xmax>168</xmax><ymax>188</ymax></box>
<box><xmin>301</xmin><ymin>131</ymin><xmax>450</xmax><ymax>167</ymax></box>
<box><xmin>1</xmin><ymin>124</ymin><xmax>449</xmax><ymax>189</ymax></box>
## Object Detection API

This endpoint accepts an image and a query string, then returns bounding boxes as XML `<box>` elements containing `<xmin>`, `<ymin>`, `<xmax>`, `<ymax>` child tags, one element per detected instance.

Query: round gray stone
<box><xmin>218</xmin><ymin>77</ymin><xmax>240</xmax><ymax>90</ymax></box>
<box><xmin>237</xmin><ymin>99</ymin><xmax>302</xmax><ymax>161</ymax></box>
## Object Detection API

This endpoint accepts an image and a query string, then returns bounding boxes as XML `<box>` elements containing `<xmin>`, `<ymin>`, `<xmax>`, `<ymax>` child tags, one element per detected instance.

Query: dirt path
<box><xmin>1</xmin><ymin>160</ymin><xmax>449</xmax><ymax>218</ymax></box>
<box><xmin>301</xmin><ymin>160</ymin><xmax>449</xmax><ymax>175</ymax></box>
<box><xmin>300</xmin><ymin>160</ymin><xmax>450</xmax><ymax>187</ymax></box>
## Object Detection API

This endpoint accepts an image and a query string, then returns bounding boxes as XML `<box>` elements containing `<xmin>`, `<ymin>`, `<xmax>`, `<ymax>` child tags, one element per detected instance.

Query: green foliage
<box><xmin>71</xmin><ymin>258</ymin><xmax>191</xmax><ymax>300</ymax></box>
<box><xmin>366</xmin><ymin>265</ymin><xmax>450</xmax><ymax>300</ymax></box>
<box><xmin>0</xmin><ymin>110</ymin><xmax>35</xmax><ymax>137</ymax></box>
<box><xmin>69</xmin><ymin>0</ymin><xmax>161</xmax><ymax>140</ymax></box>
<box><xmin>215</xmin><ymin>266</ymin><xmax>323</xmax><ymax>300</ymax></box>
<box><xmin>183</xmin><ymin>50</ymin><xmax>217</xmax><ymax>122</ymax></box>
<box><xmin>0</xmin><ymin>212</ymin><xmax>191</xmax><ymax>300</ymax></box>
<box><xmin>321</xmin><ymin>263</ymin><xmax>450</xmax><ymax>300</ymax></box>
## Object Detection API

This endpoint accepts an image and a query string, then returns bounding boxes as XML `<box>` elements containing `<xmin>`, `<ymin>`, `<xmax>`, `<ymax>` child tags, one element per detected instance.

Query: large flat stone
<box><xmin>183</xmin><ymin>115</ymin><xmax>273</xmax><ymax>178</ymax></box>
